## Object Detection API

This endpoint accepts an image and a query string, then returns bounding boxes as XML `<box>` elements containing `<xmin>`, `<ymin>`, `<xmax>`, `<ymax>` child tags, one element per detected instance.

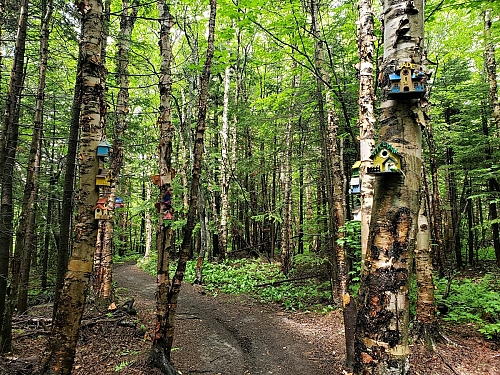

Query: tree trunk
<box><xmin>424</xmin><ymin>121</ymin><xmax>445</xmax><ymax>276</ymax></box>
<box><xmin>54</xmin><ymin>44</ymin><xmax>83</xmax><ymax>319</ymax></box>
<box><xmin>0</xmin><ymin>0</ymin><xmax>28</xmax><ymax>352</ymax></box>
<box><xmin>354</xmin><ymin>0</ymin><xmax>425</xmax><ymax>373</ymax></box>
<box><xmin>16</xmin><ymin>0</ymin><xmax>53</xmax><ymax>318</ymax></box>
<box><xmin>356</xmin><ymin>0</ymin><xmax>376</xmax><ymax>263</ymax></box>
<box><xmin>310</xmin><ymin>0</ymin><xmax>338</xmax><ymax>295</ymax></box>
<box><xmin>411</xmin><ymin>197</ymin><xmax>442</xmax><ymax>349</ymax></box>
<box><xmin>484</xmin><ymin>9</ymin><xmax>500</xmax><ymax>267</ymax></box>
<box><xmin>329</xmin><ymin>111</ymin><xmax>355</xmax><ymax>367</ymax></box>
<box><xmin>484</xmin><ymin>9</ymin><xmax>500</xmax><ymax>137</ymax></box>
<box><xmin>219</xmin><ymin>65</ymin><xmax>231</xmax><ymax>259</ymax></box>
<box><xmin>151</xmin><ymin>2</ymin><xmax>216</xmax><ymax>369</ymax></box>
<box><xmin>149</xmin><ymin>1</ymin><xmax>177</xmax><ymax>372</ymax></box>
<box><xmin>38</xmin><ymin>0</ymin><xmax>103</xmax><ymax>373</ymax></box>
<box><xmin>280</xmin><ymin>116</ymin><xmax>294</xmax><ymax>275</ymax></box>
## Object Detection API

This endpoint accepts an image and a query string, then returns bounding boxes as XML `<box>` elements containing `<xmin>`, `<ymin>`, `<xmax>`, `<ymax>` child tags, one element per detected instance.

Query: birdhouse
<box><xmin>163</xmin><ymin>189</ymin><xmax>172</xmax><ymax>206</ymax></box>
<box><xmin>97</xmin><ymin>139</ymin><xmax>112</xmax><ymax>157</ymax></box>
<box><xmin>349</xmin><ymin>161</ymin><xmax>361</xmax><ymax>194</ymax></box>
<box><xmin>115</xmin><ymin>197</ymin><xmax>123</xmax><ymax>208</ymax></box>
<box><xmin>163</xmin><ymin>211</ymin><xmax>173</xmax><ymax>225</ymax></box>
<box><xmin>96</xmin><ymin>170</ymin><xmax>111</xmax><ymax>186</ymax></box>
<box><xmin>388</xmin><ymin>62</ymin><xmax>427</xmax><ymax>99</ymax></box>
<box><xmin>367</xmin><ymin>142</ymin><xmax>402</xmax><ymax>174</ymax></box>
<box><xmin>152</xmin><ymin>169</ymin><xmax>176</xmax><ymax>186</ymax></box>
<box><xmin>94</xmin><ymin>197</ymin><xmax>113</xmax><ymax>220</ymax></box>
<box><xmin>151</xmin><ymin>175</ymin><xmax>161</xmax><ymax>186</ymax></box>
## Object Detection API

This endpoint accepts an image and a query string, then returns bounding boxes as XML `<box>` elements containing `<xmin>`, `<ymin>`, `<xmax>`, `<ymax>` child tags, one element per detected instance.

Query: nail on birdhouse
<box><xmin>96</xmin><ymin>170</ymin><xmax>111</xmax><ymax>186</ymax></box>
<box><xmin>94</xmin><ymin>197</ymin><xmax>113</xmax><ymax>220</ymax></box>
<box><xmin>349</xmin><ymin>160</ymin><xmax>361</xmax><ymax>194</ymax></box>
<box><xmin>97</xmin><ymin>139</ymin><xmax>112</xmax><ymax>157</ymax></box>
<box><xmin>367</xmin><ymin>142</ymin><xmax>402</xmax><ymax>174</ymax></box>
<box><xmin>388</xmin><ymin>62</ymin><xmax>427</xmax><ymax>99</ymax></box>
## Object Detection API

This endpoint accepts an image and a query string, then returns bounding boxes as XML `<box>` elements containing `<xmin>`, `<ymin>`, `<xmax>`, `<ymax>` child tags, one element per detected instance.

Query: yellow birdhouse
<box><xmin>388</xmin><ymin>62</ymin><xmax>427</xmax><ymax>99</ymax></box>
<box><xmin>94</xmin><ymin>197</ymin><xmax>113</xmax><ymax>220</ymax></box>
<box><xmin>367</xmin><ymin>142</ymin><xmax>402</xmax><ymax>174</ymax></box>
<box><xmin>96</xmin><ymin>170</ymin><xmax>111</xmax><ymax>186</ymax></box>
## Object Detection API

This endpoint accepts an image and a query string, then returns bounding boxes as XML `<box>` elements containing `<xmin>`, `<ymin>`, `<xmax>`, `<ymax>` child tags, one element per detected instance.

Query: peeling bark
<box><xmin>356</xmin><ymin>0</ymin><xmax>376</xmax><ymax>263</ymax></box>
<box><xmin>354</xmin><ymin>0</ymin><xmax>425</xmax><ymax>373</ymax></box>
<box><xmin>38</xmin><ymin>0</ymin><xmax>104</xmax><ymax>373</ymax></box>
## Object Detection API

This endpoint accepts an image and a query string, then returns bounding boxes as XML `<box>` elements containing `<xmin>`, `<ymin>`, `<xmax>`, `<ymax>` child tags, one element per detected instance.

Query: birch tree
<box><xmin>354</xmin><ymin>0</ymin><xmax>426</xmax><ymax>373</ymax></box>
<box><xmin>39</xmin><ymin>0</ymin><xmax>104</xmax><ymax>372</ymax></box>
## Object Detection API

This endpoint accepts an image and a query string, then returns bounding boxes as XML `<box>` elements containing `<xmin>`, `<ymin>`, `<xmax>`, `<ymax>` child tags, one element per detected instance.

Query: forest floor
<box><xmin>1</xmin><ymin>262</ymin><xmax>500</xmax><ymax>375</ymax></box>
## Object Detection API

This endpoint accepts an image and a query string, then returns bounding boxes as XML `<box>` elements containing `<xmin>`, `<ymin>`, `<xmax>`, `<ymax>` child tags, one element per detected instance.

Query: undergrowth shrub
<box><xmin>138</xmin><ymin>256</ymin><xmax>333</xmax><ymax>311</ymax></box>
<box><xmin>435</xmin><ymin>273</ymin><xmax>500</xmax><ymax>340</ymax></box>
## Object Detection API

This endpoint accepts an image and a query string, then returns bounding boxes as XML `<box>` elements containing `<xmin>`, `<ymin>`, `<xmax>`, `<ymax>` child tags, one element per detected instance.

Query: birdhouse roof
<box><xmin>389</xmin><ymin>73</ymin><xmax>401</xmax><ymax>81</ymax></box>
<box><xmin>370</xmin><ymin>142</ymin><xmax>400</xmax><ymax>158</ymax></box>
<box><xmin>94</xmin><ymin>203</ymin><xmax>106</xmax><ymax>210</ymax></box>
<box><xmin>97</xmin><ymin>169</ymin><xmax>109</xmax><ymax>178</ymax></box>
<box><xmin>352</xmin><ymin>160</ymin><xmax>361</xmax><ymax>169</ymax></box>
<box><xmin>98</xmin><ymin>139</ymin><xmax>112</xmax><ymax>148</ymax></box>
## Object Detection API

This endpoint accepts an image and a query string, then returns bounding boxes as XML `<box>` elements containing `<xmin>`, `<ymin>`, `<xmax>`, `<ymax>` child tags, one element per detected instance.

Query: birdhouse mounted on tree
<box><xmin>367</xmin><ymin>142</ymin><xmax>402</xmax><ymax>174</ymax></box>
<box><xmin>94</xmin><ymin>197</ymin><xmax>113</xmax><ymax>220</ymax></box>
<box><xmin>115</xmin><ymin>197</ymin><xmax>123</xmax><ymax>208</ymax></box>
<box><xmin>388</xmin><ymin>62</ymin><xmax>427</xmax><ymax>99</ymax></box>
<box><xmin>163</xmin><ymin>211</ymin><xmax>173</xmax><ymax>226</ymax></box>
<box><xmin>96</xmin><ymin>170</ymin><xmax>111</xmax><ymax>186</ymax></box>
<box><xmin>349</xmin><ymin>160</ymin><xmax>361</xmax><ymax>194</ymax></box>
<box><xmin>96</xmin><ymin>139</ymin><xmax>112</xmax><ymax>157</ymax></box>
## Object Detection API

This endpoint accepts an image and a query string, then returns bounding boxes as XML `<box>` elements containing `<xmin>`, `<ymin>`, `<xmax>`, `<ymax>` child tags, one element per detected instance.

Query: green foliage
<box><xmin>115</xmin><ymin>361</ymin><xmax>133</xmax><ymax>372</ymax></box>
<box><xmin>435</xmin><ymin>273</ymin><xmax>500</xmax><ymax>340</ymax></box>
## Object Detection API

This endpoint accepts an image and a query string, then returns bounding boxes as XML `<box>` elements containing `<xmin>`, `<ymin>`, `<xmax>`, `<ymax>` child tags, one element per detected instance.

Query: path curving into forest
<box><xmin>113</xmin><ymin>263</ymin><xmax>344</xmax><ymax>375</ymax></box>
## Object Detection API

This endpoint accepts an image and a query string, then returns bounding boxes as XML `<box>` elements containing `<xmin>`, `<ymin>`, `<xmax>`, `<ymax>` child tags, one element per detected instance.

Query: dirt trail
<box><xmin>112</xmin><ymin>263</ymin><xmax>500</xmax><ymax>375</ymax></box>
<box><xmin>113</xmin><ymin>263</ymin><xmax>344</xmax><ymax>375</ymax></box>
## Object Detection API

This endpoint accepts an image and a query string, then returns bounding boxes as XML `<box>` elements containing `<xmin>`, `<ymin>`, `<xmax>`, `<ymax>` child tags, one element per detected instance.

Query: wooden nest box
<box><xmin>388</xmin><ymin>62</ymin><xmax>427</xmax><ymax>99</ymax></box>
<box><xmin>367</xmin><ymin>142</ymin><xmax>402</xmax><ymax>174</ymax></box>
<box><xmin>349</xmin><ymin>160</ymin><xmax>361</xmax><ymax>194</ymax></box>
<box><xmin>94</xmin><ymin>197</ymin><xmax>113</xmax><ymax>220</ymax></box>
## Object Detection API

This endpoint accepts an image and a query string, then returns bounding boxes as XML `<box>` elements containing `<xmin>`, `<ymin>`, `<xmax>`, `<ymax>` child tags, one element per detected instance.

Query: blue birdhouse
<box><xmin>349</xmin><ymin>161</ymin><xmax>361</xmax><ymax>194</ymax></box>
<box><xmin>97</xmin><ymin>139</ymin><xmax>112</xmax><ymax>157</ymax></box>
<box><xmin>388</xmin><ymin>62</ymin><xmax>427</xmax><ymax>99</ymax></box>
<box><xmin>115</xmin><ymin>197</ymin><xmax>123</xmax><ymax>208</ymax></box>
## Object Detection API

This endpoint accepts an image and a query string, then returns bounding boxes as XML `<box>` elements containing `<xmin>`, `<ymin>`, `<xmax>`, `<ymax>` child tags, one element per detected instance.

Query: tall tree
<box><xmin>1</xmin><ymin>0</ymin><xmax>53</xmax><ymax>351</ymax></box>
<box><xmin>150</xmin><ymin>1</ymin><xmax>216</xmax><ymax>371</ymax></box>
<box><xmin>356</xmin><ymin>0</ymin><xmax>376</xmax><ymax>262</ymax></box>
<box><xmin>0</xmin><ymin>0</ymin><xmax>28</xmax><ymax>351</ymax></box>
<box><xmin>149</xmin><ymin>0</ymin><xmax>180</xmax><ymax>372</ymax></box>
<box><xmin>484</xmin><ymin>8</ymin><xmax>500</xmax><ymax>267</ymax></box>
<box><xmin>38</xmin><ymin>0</ymin><xmax>104</xmax><ymax>372</ymax></box>
<box><xmin>354</xmin><ymin>0</ymin><xmax>425</xmax><ymax>373</ymax></box>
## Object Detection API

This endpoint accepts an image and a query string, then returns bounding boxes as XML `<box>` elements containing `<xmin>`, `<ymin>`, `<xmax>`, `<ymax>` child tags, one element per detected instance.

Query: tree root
<box><xmin>411</xmin><ymin>321</ymin><xmax>447</xmax><ymax>351</ymax></box>
<box><xmin>148</xmin><ymin>346</ymin><xmax>181</xmax><ymax>375</ymax></box>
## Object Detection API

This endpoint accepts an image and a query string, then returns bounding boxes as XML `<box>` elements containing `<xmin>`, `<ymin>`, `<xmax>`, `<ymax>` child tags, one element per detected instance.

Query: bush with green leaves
<box><xmin>435</xmin><ymin>273</ymin><xmax>500</xmax><ymax>340</ymax></box>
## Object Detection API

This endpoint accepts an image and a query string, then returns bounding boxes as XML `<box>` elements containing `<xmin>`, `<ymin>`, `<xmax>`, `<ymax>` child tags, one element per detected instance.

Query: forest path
<box><xmin>113</xmin><ymin>262</ymin><xmax>345</xmax><ymax>375</ymax></box>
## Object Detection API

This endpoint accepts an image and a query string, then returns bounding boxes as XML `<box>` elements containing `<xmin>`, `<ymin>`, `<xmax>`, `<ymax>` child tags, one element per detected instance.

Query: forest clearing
<box><xmin>1</xmin><ymin>0</ymin><xmax>500</xmax><ymax>374</ymax></box>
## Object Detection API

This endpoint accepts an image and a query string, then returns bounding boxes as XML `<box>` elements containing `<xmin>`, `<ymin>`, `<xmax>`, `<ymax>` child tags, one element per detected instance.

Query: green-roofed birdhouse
<box><xmin>97</xmin><ymin>139</ymin><xmax>112</xmax><ymax>157</ymax></box>
<box><xmin>367</xmin><ymin>142</ymin><xmax>402</xmax><ymax>174</ymax></box>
